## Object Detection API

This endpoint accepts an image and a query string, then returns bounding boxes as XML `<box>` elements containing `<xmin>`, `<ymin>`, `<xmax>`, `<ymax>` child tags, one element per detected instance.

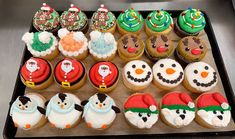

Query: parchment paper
<box><xmin>16</xmin><ymin>20</ymin><xmax>235</xmax><ymax>137</ymax></box>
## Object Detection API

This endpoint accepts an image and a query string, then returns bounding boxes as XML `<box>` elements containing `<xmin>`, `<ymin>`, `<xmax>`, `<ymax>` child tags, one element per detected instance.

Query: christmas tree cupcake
<box><xmin>91</xmin><ymin>4</ymin><xmax>116</xmax><ymax>33</ymax></box>
<box><xmin>58</xmin><ymin>28</ymin><xmax>88</xmax><ymax>60</ymax></box>
<box><xmin>33</xmin><ymin>3</ymin><xmax>60</xmax><ymax>32</ymax></box>
<box><xmin>22</xmin><ymin>31</ymin><xmax>59</xmax><ymax>60</ymax></box>
<box><xmin>175</xmin><ymin>8</ymin><xmax>206</xmax><ymax>37</ymax></box>
<box><xmin>20</xmin><ymin>57</ymin><xmax>53</xmax><ymax>90</ymax></box>
<box><xmin>145</xmin><ymin>10</ymin><xmax>174</xmax><ymax>36</ymax></box>
<box><xmin>89</xmin><ymin>62</ymin><xmax>119</xmax><ymax>93</ymax></box>
<box><xmin>117</xmin><ymin>8</ymin><xmax>144</xmax><ymax>35</ymax></box>
<box><xmin>60</xmin><ymin>4</ymin><xmax>88</xmax><ymax>33</ymax></box>
<box><xmin>88</xmin><ymin>31</ymin><xmax>117</xmax><ymax>61</ymax></box>
<box><xmin>195</xmin><ymin>92</ymin><xmax>231</xmax><ymax>128</ymax></box>
<box><xmin>54</xmin><ymin>58</ymin><xmax>86</xmax><ymax>90</ymax></box>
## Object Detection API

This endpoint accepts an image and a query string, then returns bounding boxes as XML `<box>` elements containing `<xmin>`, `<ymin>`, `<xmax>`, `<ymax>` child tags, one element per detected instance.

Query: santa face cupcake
<box><xmin>81</xmin><ymin>93</ymin><xmax>120</xmax><ymax>130</ymax></box>
<box><xmin>60</xmin><ymin>4</ymin><xmax>88</xmax><ymax>33</ymax></box>
<box><xmin>195</xmin><ymin>92</ymin><xmax>231</xmax><ymax>128</ymax></box>
<box><xmin>152</xmin><ymin>59</ymin><xmax>184</xmax><ymax>90</ymax></box>
<box><xmin>20</xmin><ymin>57</ymin><xmax>53</xmax><ymax>90</ymax></box>
<box><xmin>91</xmin><ymin>4</ymin><xmax>116</xmax><ymax>33</ymax></box>
<box><xmin>88</xmin><ymin>31</ymin><xmax>117</xmax><ymax>61</ymax></box>
<box><xmin>183</xmin><ymin>62</ymin><xmax>218</xmax><ymax>93</ymax></box>
<box><xmin>54</xmin><ymin>58</ymin><xmax>86</xmax><ymax>90</ymax></box>
<box><xmin>145</xmin><ymin>35</ymin><xmax>174</xmax><ymax>61</ymax></box>
<box><xmin>124</xmin><ymin>93</ymin><xmax>159</xmax><ymax>129</ymax></box>
<box><xmin>33</xmin><ymin>3</ymin><xmax>60</xmax><ymax>32</ymax></box>
<box><xmin>46</xmin><ymin>93</ymin><xmax>83</xmax><ymax>129</ymax></box>
<box><xmin>22</xmin><ymin>31</ymin><xmax>59</xmax><ymax>60</ymax></box>
<box><xmin>10</xmin><ymin>93</ymin><xmax>46</xmax><ymax>130</ymax></box>
<box><xmin>89</xmin><ymin>62</ymin><xmax>119</xmax><ymax>93</ymax></box>
<box><xmin>123</xmin><ymin>60</ymin><xmax>153</xmax><ymax>91</ymax></box>
<box><xmin>58</xmin><ymin>28</ymin><xmax>88</xmax><ymax>60</ymax></box>
<box><xmin>160</xmin><ymin>92</ymin><xmax>195</xmax><ymax>128</ymax></box>
<box><xmin>117</xmin><ymin>34</ymin><xmax>145</xmax><ymax>61</ymax></box>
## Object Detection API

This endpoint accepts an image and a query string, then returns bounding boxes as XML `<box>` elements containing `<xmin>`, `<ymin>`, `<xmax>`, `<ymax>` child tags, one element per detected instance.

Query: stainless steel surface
<box><xmin>0</xmin><ymin>0</ymin><xmax>235</xmax><ymax>138</ymax></box>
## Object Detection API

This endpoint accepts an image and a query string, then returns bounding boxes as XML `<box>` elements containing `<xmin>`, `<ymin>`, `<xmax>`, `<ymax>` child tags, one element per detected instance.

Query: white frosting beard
<box><xmin>184</xmin><ymin>62</ymin><xmax>218</xmax><ymax>92</ymax></box>
<box><xmin>152</xmin><ymin>59</ymin><xmax>184</xmax><ymax>88</ymax></box>
<box><xmin>123</xmin><ymin>60</ymin><xmax>153</xmax><ymax>86</ymax></box>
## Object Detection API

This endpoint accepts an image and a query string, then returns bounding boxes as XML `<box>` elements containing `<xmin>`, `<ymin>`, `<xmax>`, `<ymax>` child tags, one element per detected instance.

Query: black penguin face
<box><xmin>212</xmin><ymin>110</ymin><xmax>224</xmax><ymax>120</ymax></box>
<box><xmin>53</xmin><ymin>93</ymin><xmax>70</xmax><ymax>109</ymax></box>
<box><xmin>92</xmin><ymin>93</ymin><xmax>110</xmax><ymax>109</ymax></box>
<box><xmin>17</xmin><ymin>96</ymin><xmax>32</xmax><ymax>110</ymax></box>
<box><xmin>138</xmin><ymin>112</ymin><xmax>152</xmax><ymax>122</ymax></box>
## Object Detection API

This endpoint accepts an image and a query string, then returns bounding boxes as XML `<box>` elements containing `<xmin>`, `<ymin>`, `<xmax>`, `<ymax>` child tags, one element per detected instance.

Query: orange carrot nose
<box><xmin>135</xmin><ymin>68</ymin><xmax>144</xmax><ymax>74</ymax></box>
<box><xmin>60</xmin><ymin>104</ymin><xmax>64</xmax><ymax>109</ymax></box>
<box><xmin>99</xmin><ymin>104</ymin><xmax>102</xmax><ymax>108</ymax></box>
<box><xmin>166</xmin><ymin>68</ymin><xmax>175</xmax><ymax>74</ymax></box>
<box><xmin>201</xmin><ymin>71</ymin><xmax>208</xmax><ymax>78</ymax></box>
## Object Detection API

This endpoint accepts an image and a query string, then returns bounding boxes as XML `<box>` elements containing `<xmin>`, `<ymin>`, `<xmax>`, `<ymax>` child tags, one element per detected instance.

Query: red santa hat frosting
<box><xmin>69</xmin><ymin>4</ymin><xmax>80</xmax><ymax>12</ymax></box>
<box><xmin>98</xmin><ymin>4</ymin><xmax>109</xmax><ymax>12</ymax></box>
<box><xmin>124</xmin><ymin>93</ymin><xmax>158</xmax><ymax>114</ymax></box>
<box><xmin>162</xmin><ymin>92</ymin><xmax>195</xmax><ymax>111</ymax></box>
<box><xmin>197</xmin><ymin>92</ymin><xmax>230</xmax><ymax>111</ymax></box>
<box><xmin>41</xmin><ymin>3</ymin><xmax>53</xmax><ymax>13</ymax></box>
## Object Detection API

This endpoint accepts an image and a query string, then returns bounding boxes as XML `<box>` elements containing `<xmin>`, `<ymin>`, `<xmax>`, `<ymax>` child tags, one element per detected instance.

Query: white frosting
<box><xmin>90</xmin><ymin>30</ymin><xmax>101</xmax><ymax>41</ymax></box>
<box><xmin>197</xmin><ymin>109</ymin><xmax>231</xmax><ymax>127</ymax></box>
<box><xmin>161</xmin><ymin>108</ymin><xmax>195</xmax><ymax>127</ymax></box>
<box><xmin>104</xmin><ymin>33</ymin><xmax>115</xmax><ymax>45</ymax></box>
<box><xmin>123</xmin><ymin>60</ymin><xmax>153</xmax><ymax>86</ymax></box>
<box><xmin>46</xmin><ymin>93</ymin><xmax>82</xmax><ymax>129</ymax></box>
<box><xmin>10</xmin><ymin>93</ymin><xmax>45</xmax><ymax>130</ymax></box>
<box><xmin>184</xmin><ymin>62</ymin><xmax>218</xmax><ymax>92</ymax></box>
<box><xmin>38</xmin><ymin>31</ymin><xmax>51</xmax><ymax>44</ymax></box>
<box><xmin>125</xmin><ymin>111</ymin><xmax>158</xmax><ymax>129</ymax></box>
<box><xmin>61</xmin><ymin>60</ymin><xmax>74</xmax><ymax>74</ymax></box>
<box><xmin>58</xmin><ymin>28</ymin><xmax>70</xmax><ymax>39</ymax></box>
<box><xmin>98</xmin><ymin>65</ymin><xmax>112</xmax><ymax>79</ymax></box>
<box><xmin>152</xmin><ymin>59</ymin><xmax>184</xmax><ymax>88</ymax></box>
<box><xmin>22</xmin><ymin>32</ymin><xmax>34</xmax><ymax>45</ymax></box>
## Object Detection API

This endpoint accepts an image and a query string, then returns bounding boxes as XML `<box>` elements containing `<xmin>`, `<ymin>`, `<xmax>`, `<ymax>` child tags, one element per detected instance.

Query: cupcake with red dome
<box><xmin>89</xmin><ymin>62</ymin><xmax>119</xmax><ymax>93</ymax></box>
<box><xmin>20</xmin><ymin>57</ymin><xmax>53</xmax><ymax>90</ymax></box>
<box><xmin>54</xmin><ymin>58</ymin><xmax>86</xmax><ymax>90</ymax></box>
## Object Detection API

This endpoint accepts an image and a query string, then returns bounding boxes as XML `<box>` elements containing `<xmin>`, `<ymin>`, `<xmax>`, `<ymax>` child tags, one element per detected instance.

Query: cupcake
<box><xmin>81</xmin><ymin>93</ymin><xmax>120</xmax><ymax>130</ymax></box>
<box><xmin>117</xmin><ymin>34</ymin><xmax>145</xmax><ymax>61</ymax></box>
<box><xmin>160</xmin><ymin>92</ymin><xmax>195</xmax><ymax>128</ymax></box>
<box><xmin>145</xmin><ymin>10</ymin><xmax>174</xmax><ymax>36</ymax></box>
<box><xmin>33</xmin><ymin>3</ymin><xmax>60</xmax><ymax>32</ymax></box>
<box><xmin>117</xmin><ymin>8</ymin><xmax>144</xmax><ymax>35</ymax></box>
<box><xmin>89</xmin><ymin>62</ymin><xmax>119</xmax><ymax>93</ymax></box>
<box><xmin>176</xmin><ymin>36</ymin><xmax>207</xmax><ymax>64</ymax></box>
<box><xmin>183</xmin><ymin>62</ymin><xmax>218</xmax><ymax>93</ymax></box>
<box><xmin>88</xmin><ymin>31</ymin><xmax>117</xmax><ymax>61</ymax></box>
<box><xmin>60</xmin><ymin>4</ymin><xmax>88</xmax><ymax>33</ymax></box>
<box><xmin>10</xmin><ymin>93</ymin><xmax>47</xmax><ymax>130</ymax></box>
<box><xmin>152</xmin><ymin>59</ymin><xmax>184</xmax><ymax>90</ymax></box>
<box><xmin>54</xmin><ymin>58</ymin><xmax>86</xmax><ymax>90</ymax></box>
<box><xmin>123</xmin><ymin>60</ymin><xmax>153</xmax><ymax>91</ymax></box>
<box><xmin>175</xmin><ymin>8</ymin><xmax>206</xmax><ymax>37</ymax></box>
<box><xmin>58</xmin><ymin>28</ymin><xmax>88</xmax><ymax>60</ymax></box>
<box><xmin>20</xmin><ymin>57</ymin><xmax>53</xmax><ymax>90</ymax></box>
<box><xmin>124</xmin><ymin>93</ymin><xmax>159</xmax><ymax>129</ymax></box>
<box><xmin>22</xmin><ymin>31</ymin><xmax>59</xmax><ymax>60</ymax></box>
<box><xmin>145</xmin><ymin>35</ymin><xmax>174</xmax><ymax>61</ymax></box>
<box><xmin>91</xmin><ymin>4</ymin><xmax>116</xmax><ymax>33</ymax></box>
<box><xmin>195</xmin><ymin>92</ymin><xmax>231</xmax><ymax>128</ymax></box>
<box><xmin>46</xmin><ymin>93</ymin><xmax>83</xmax><ymax>129</ymax></box>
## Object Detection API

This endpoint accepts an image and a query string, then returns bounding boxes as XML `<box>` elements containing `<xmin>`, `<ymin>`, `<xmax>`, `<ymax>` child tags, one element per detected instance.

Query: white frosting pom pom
<box><xmin>58</xmin><ymin>28</ymin><xmax>69</xmax><ymax>39</ymax></box>
<box><xmin>38</xmin><ymin>31</ymin><xmax>51</xmax><ymax>44</ymax></box>
<box><xmin>188</xmin><ymin>102</ymin><xmax>195</xmax><ymax>108</ymax></box>
<box><xmin>104</xmin><ymin>33</ymin><xmax>115</xmax><ymax>45</ymax></box>
<box><xmin>22</xmin><ymin>32</ymin><xmax>34</xmax><ymax>44</ymax></box>
<box><xmin>149</xmin><ymin>105</ymin><xmax>156</xmax><ymax>112</ymax></box>
<box><xmin>90</xmin><ymin>31</ymin><xmax>101</xmax><ymax>41</ymax></box>
<box><xmin>221</xmin><ymin>103</ymin><xmax>229</xmax><ymax>110</ymax></box>
<box><xmin>73</xmin><ymin>32</ymin><xmax>85</xmax><ymax>42</ymax></box>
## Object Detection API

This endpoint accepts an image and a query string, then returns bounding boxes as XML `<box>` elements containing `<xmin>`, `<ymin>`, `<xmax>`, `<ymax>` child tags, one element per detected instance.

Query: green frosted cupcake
<box><xmin>175</xmin><ymin>8</ymin><xmax>206</xmax><ymax>37</ymax></box>
<box><xmin>117</xmin><ymin>8</ymin><xmax>144</xmax><ymax>35</ymax></box>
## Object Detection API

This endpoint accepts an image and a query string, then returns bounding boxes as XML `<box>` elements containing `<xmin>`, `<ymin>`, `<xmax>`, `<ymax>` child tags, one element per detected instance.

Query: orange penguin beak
<box><xmin>60</xmin><ymin>104</ymin><xmax>64</xmax><ymax>109</ymax></box>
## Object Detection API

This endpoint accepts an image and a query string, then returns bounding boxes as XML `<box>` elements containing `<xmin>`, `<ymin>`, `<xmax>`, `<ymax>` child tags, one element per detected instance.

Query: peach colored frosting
<box><xmin>60</xmin><ymin>33</ymin><xmax>84</xmax><ymax>52</ymax></box>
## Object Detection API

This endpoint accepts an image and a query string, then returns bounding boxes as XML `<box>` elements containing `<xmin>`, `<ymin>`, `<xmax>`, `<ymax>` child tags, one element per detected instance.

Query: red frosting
<box><xmin>21</xmin><ymin>57</ymin><xmax>50</xmax><ymax>83</ymax></box>
<box><xmin>197</xmin><ymin>92</ymin><xmax>228</xmax><ymax>108</ymax></box>
<box><xmin>162</xmin><ymin>92</ymin><xmax>193</xmax><ymax>106</ymax></box>
<box><xmin>89</xmin><ymin>62</ymin><xmax>118</xmax><ymax>87</ymax></box>
<box><xmin>55</xmin><ymin>58</ymin><xmax>84</xmax><ymax>83</ymax></box>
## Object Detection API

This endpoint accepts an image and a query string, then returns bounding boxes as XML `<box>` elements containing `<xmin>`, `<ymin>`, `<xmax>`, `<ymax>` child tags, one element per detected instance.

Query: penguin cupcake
<box><xmin>46</xmin><ymin>93</ymin><xmax>83</xmax><ymax>129</ymax></box>
<box><xmin>81</xmin><ymin>93</ymin><xmax>120</xmax><ymax>130</ymax></box>
<box><xmin>10</xmin><ymin>93</ymin><xmax>47</xmax><ymax>130</ymax></box>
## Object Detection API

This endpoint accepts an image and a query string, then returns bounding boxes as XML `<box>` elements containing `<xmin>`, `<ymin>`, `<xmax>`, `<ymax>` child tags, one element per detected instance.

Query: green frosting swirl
<box><xmin>178</xmin><ymin>9</ymin><xmax>206</xmax><ymax>34</ymax></box>
<box><xmin>31</xmin><ymin>32</ymin><xmax>54</xmax><ymax>52</ymax></box>
<box><xmin>146</xmin><ymin>10</ymin><xmax>173</xmax><ymax>32</ymax></box>
<box><xmin>117</xmin><ymin>9</ymin><xmax>144</xmax><ymax>32</ymax></box>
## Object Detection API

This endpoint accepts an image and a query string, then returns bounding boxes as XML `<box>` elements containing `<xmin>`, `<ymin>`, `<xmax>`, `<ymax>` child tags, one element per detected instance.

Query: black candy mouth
<box><xmin>192</xmin><ymin>72</ymin><xmax>217</xmax><ymax>87</ymax></box>
<box><xmin>126</xmin><ymin>71</ymin><xmax>151</xmax><ymax>83</ymax></box>
<box><xmin>156</xmin><ymin>72</ymin><xmax>183</xmax><ymax>84</ymax></box>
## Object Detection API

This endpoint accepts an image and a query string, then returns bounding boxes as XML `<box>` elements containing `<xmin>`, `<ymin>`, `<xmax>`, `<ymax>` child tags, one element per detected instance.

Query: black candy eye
<box><xmin>64</xmin><ymin>103</ymin><xmax>67</xmax><ymax>105</ymax></box>
<box><xmin>199</xmin><ymin>45</ymin><xmax>203</xmax><ymax>49</ymax></box>
<box><xmin>96</xmin><ymin>102</ymin><xmax>98</xmax><ymax>104</ymax></box>
<box><xmin>172</xmin><ymin>64</ymin><xmax>176</xmax><ymax>67</ymax></box>
<box><xmin>165</xmin><ymin>43</ymin><xmax>169</xmax><ymax>47</ymax></box>
<box><xmin>138</xmin><ymin>113</ymin><xmax>142</xmax><ymax>117</ymax></box>
<box><xmin>194</xmin><ymin>70</ymin><xmax>198</xmax><ymax>74</ymax></box>
<box><xmin>147</xmin><ymin>113</ymin><xmax>151</xmax><ymax>117</ymax></box>
<box><xmin>213</xmin><ymin>110</ymin><xmax>217</xmax><ymax>114</ymax></box>
<box><xmin>142</xmin><ymin>65</ymin><xmax>146</xmax><ymax>68</ymax></box>
<box><xmin>103</xmin><ymin>103</ymin><xmax>106</xmax><ymax>106</ymax></box>
<box><xmin>185</xmin><ymin>47</ymin><xmax>190</xmax><ymax>51</ymax></box>
<box><xmin>183</xmin><ymin>110</ymin><xmax>186</xmax><ymax>114</ymax></box>
<box><xmin>176</xmin><ymin>109</ymin><xmax>180</xmax><ymax>114</ymax></box>
<box><xmin>123</xmin><ymin>45</ymin><xmax>127</xmax><ymax>49</ymax></box>
<box><xmin>19</xmin><ymin>104</ymin><xmax>21</xmax><ymax>107</ymax></box>
<box><xmin>221</xmin><ymin>111</ymin><xmax>224</xmax><ymax>114</ymax></box>
<box><xmin>132</xmin><ymin>64</ymin><xmax>136</xmax><ymax>68</ymax></box>
<box><xmin>205</xmin><ymin>66</ymin><xmax>209</xmax><ymax>70</ymax></box>
<box><xmin>58</xmin><ymin>102</ymin><xmax>60</xmax><ymax>104</ymax></box>
<box><xmin>135</xmin><ymin>44</ymin><xmax>138</xmax><ymax>47</ymax></box>
<box><xmin>25</xmin><ymin>106</ymin><xmax>28</xmax><ymax>108</ymax></box>
<box><xmin>152</xmin><ymin>45</ymin><xmax>156</xmax><ymax>48</ymax></box>
<box><xmin>160</xmin><ymin>64</ymin><xmax>164</xmax><ymax>67</ymax></box>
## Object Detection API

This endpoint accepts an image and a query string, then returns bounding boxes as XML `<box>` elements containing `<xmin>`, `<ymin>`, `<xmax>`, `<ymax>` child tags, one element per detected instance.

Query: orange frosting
<box><xmin>60</xmin><ymin>33</ymin><xmax>84</xmax><ymax>52</ymax></box>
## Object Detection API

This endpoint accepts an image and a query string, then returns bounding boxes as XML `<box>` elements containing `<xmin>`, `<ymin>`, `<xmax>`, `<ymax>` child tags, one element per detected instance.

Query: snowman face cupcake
<box><xmin>152</xmin><ymin>59</ymin><xmax>184</xmax><ymax>89</ymax></box>
<box><xmin>123</xmin><ymin>60</ymin><xmax>153</xmax><ymax>90</ymax></box>
<box><xmin>184</xmin><ymin>62</ymin><xmax>218</xmax><ymax>92</ymax></box>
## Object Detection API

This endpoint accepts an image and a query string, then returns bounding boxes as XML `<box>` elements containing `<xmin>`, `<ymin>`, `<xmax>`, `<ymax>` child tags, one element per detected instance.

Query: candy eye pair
<box><xmin>138</xmin><ymin>113</ymin><xmax>151</xmax><ymax>117</ymax></box>
<box><xmin>213</xmin><ymin>110</ymin><xmax>224</xmax><ymax>115</ymax></box>
<box><xmin>152</xmin><ymin>43</ymin><xmax>169</xmax><ymax>48</ymax></box>
<box><xmin>194</xmin><ymin>66</ymin><xmax>209</xmax><ymax>74</ymax></box>
<box><xmin>185</xmin><ymin>45</ymin><xmax>204</xmax><ymax>51</ymax></box>
<box><xmin>176</xmin><ymin>109</ymin><xmax>186</xmax><ymax>114</ymax></box>
<box><xmin>132</xmin><ymin>64</ymin><xmax>146</xmax><ymax>69</ymax></box>
<box><xmin>123</xmin><ymin>44</ymin><xmax>138</xmax><ymax>49</ymax></box>
<box><xmin>58</xmin><ymin>102</ymin><xmax>67</xmax><ymax>105</ymax></box>
<box><xmin>159</xmin><ymin>64</ymin><xmax>176</xmax><ymax>68</ymax></box>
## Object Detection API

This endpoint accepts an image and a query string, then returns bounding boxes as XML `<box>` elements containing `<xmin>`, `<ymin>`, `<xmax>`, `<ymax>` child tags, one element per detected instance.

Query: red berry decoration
<box><xmin>154</xmin><ymin>24</ymin><xmax>157</xmax><ymax>28</ymax></box>
<box><xmin>192</xmin><ymin>24</ymin><xmax>195</xmax><ymax>28</ymax></box>
<box><xmin>182</xmin><ymin>13</ymin><xmax>185</xmax><ymax>16</ymax></box>
<box><xmin>147</xmin><ymin>16</ymin><xmax>151</xmax><ymax>20</ymax></box>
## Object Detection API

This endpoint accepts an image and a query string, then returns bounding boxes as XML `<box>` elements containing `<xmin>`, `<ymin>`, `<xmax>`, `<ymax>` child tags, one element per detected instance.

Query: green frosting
<box><xmin>91</xmin><ymin>11</ymin><xmax>116</xmax><ymax>31</ymax></box>
<box><xmin>178</xmin><ymin>9</ymin><xmax>206</xmax><ymax>34</ymax></box>
<box><xmin>162</xmin><ymin>105</ymin><xmax>195</xmax><ymax>111</ymax></box>
<box><xmin>117</xmin><ymin>9</ymin><xmax>144</xmax><ymax>32</ymax></box>
<box><xmin>198</xmin><ymin>106</ymin><xmax>231</xmax><ymax>112</ymax></box>
<box><xmin>125</xmin><ymin>108</ymin><xmax>158</xmax><ymax>114</ymax></box>
<box><xmin>31</xmin><ymin>32</ymin><xmax>53</xmax><ymax>52</ymax></box>
<box><xmin>146</xmin><ymin>10</ymin><xmax>173</xmax><ymax>32</ymax></box>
